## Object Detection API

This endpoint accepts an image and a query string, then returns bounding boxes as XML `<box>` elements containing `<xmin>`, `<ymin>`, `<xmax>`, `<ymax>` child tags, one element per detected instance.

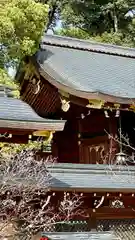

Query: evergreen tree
<box><xmin>0</xmin><ymin>0</ymin><xmax>48</xmax><ymax>84</ymax></box>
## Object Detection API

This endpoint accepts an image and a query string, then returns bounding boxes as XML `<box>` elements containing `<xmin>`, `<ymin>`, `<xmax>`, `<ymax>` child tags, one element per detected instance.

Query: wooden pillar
<box><xmin>88</xmin><ymin>209</ymin><xmax>97</xmax><ymax>231</ymax></box>
<box><xmin>108</xmin><ymin>115</ymin><xmax>118</xmax><ymax>163</ymax></box>
<box><xmin>52</xmin><ymin>132</ymin><xmax>59</xmax><ymax>158</ymax></box>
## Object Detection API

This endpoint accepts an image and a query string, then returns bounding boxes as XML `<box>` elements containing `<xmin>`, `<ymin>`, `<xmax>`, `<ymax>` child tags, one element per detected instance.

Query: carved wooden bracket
<box><xmin>94</xmin><ymin>196</ymin><xmax>105</xmax><ymax>209</ymax></box>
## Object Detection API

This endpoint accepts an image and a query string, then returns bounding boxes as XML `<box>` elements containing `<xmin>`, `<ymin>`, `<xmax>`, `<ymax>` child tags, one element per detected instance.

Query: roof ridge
<box><xmin>47</xmin><ymin>163</ymin><xmax>135</xmax><ymax>173</ymax></box>
<box><xmin>41</xmin><ymin>34</ymin><xmax>135</xmax><ymax>58</ymax></box>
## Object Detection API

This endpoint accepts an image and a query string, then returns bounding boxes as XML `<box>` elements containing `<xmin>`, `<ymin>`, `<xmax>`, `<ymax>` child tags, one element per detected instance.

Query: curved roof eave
<box><xmin>0</xmin><ymin>96</ymin><xmax>66</xmax><ymax>132</ymax></box>
<box><xmin>39</xmin><ymin>64</ymin><xmax>135</xmax><ymax>105</ymax></box>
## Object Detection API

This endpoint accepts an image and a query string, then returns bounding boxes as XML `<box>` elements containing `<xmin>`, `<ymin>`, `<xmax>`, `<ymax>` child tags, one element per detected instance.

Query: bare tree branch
<box><xmin>0</xmin><ymin>150</ymin><xmax>84</xmax><ymax>239</ymax></box>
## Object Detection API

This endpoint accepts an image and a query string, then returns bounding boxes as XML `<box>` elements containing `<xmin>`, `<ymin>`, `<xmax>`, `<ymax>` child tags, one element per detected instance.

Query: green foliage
<box><xmin>41</xmin><ymin>0</ymin><xmax>135</xmax><ymax>47</ymax></box>
<box><xmin>56</xmin><ymin>28</ymin><xmax>90</xmax><ymax>40</ymax></box>
<box><xmin>61</xmin><ymin>0</ymin><xmax>134</xmax><ymax>33</ymax></box>
<box><xmin>0</xmin><ymin>69</ymin><xmax>15</xmax><ymax>87</ymax></box>
<box><xmin>0</xmin><ymin>69</ymin><xmax>19</xmax><ymax>97</ymax></box>
<box><xmin>39</xmin><ymin>0</ymin><xmax>67</xmax><ymax>29</ymax></box>
<box><xmin>0</xmin><ymin>0</ymin><xmax>48</xmax><ymax>92</ymax></box>
<box><xmin>91</xmin><ymin>31</ymin><xmax>135</xmax><ymax>47</ymax></box>
<box><xmin>57</xmin><ymin>27</ymin><xmax>135</xmax><ymax>47</ymax></box>
<box><xmin>0</xmin><ymin>141</ymin><xmax>42</xmax><ymax>157</ymax></box>
<box><xmin>0</xmin><ymin>136</ymin><xmax>51</xmax><ymax>157</ymax></box>
<box><xmin>57</xmin><ymin>26</ymin><xmax>133</xmax><ymax>46</ymax></box>
<box><xmin>58</xmin><ymin>0</ymin><xmax>135</xmax><ymax>46</ymax></box>
<box><xmin>0</xmin><ymin>0</ymin><xmax>49</xmax><ymax>67</ymax></box>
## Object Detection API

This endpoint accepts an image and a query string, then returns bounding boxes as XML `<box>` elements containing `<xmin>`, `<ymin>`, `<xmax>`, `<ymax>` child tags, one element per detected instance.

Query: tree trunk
<box><xmin>113</xmin><ymin>6</ymin><xmax>118</xmax><ymax>33</ymax></box>
<box><xmin>46</xmin><ymin>3</ymin><xmax>58</xmax><ymax>31</ymax></box>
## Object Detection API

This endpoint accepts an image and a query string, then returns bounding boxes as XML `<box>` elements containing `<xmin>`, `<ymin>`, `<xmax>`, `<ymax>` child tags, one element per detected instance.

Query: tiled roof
<box><xmin>0</xmin><ymin>96</ymin><xmax>65</xmax><ymax>131</ymax></box>
<box><xmin>47</xmin><ymin>163</ymin><xmax>135</xmax><ymax>192</ymax></box>
<box><xmin>36</xmin><ymin>34</ymin><xmax>135</xmax><ymax>104</ymax></box>
<box><xmin>41</xmin><ymin>34</ymin><xmax>135</xmax><ymax>58</ymax></box>
<box><xmin>44</xmin><ymin>232</ymin><xmax>118</xmax><ymax>240</ymax></box>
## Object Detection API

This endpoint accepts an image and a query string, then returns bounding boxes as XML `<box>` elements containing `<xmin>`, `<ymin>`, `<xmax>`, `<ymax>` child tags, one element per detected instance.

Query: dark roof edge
<box><xmin>50</xmin><ymin>186</ymin><xmax>135</xmax><ymax>193</ymax></box>
<box><xmin>41</xmin><ymin>34</ymin><xmax>135</xmax><ymax>58</ymax></box>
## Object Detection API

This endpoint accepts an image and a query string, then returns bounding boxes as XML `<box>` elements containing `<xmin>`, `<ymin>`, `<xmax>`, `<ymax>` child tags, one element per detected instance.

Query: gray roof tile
<box><xmin>0</xmin><ymin>97</ymin><xmax>65</xmax><ymax>131</ymax></box>
<box><xmin>47</xmin><ymin>163</ymin><xmax>135</xmax><ymax>192</ymax></box>
<box><xmin>41</xmin><ymin>35</ymin><xmax>135</xmax><ymax>58</ymax></box>
<box><xmin>44</xmin><ymin>232</ymin><xmax>118</xmax><ymax>240</ymax></box>
<box><xmin>37</xmin><ymin>35</ymin><xmax>135</xmax><ymax>103</ymax></box>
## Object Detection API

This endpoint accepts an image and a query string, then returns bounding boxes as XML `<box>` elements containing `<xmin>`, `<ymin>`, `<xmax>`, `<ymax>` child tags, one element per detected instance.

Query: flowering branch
<box><xmin>0</xmin><ymin>150</ymin><xmax>83</xmax><ymax>239</ymax></box>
